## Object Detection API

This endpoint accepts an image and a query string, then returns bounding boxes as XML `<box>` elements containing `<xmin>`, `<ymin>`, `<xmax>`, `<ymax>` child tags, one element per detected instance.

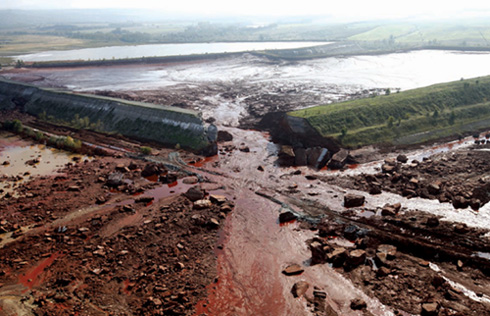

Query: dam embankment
<box><xmin>0</xmin><ymin>79</ymin><xmax>217</xmax><ymax>155</ymax></box>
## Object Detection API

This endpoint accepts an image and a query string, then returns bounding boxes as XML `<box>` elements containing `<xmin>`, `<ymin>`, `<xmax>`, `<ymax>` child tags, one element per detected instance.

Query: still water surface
<box><xmin>14</xmin><ymin>41</ymin><xmax>330</xmax><ymax>62</ymax></box>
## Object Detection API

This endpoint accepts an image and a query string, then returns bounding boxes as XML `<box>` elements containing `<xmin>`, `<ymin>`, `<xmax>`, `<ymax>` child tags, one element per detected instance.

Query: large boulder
<box><xmin>293</xmin><ymin>147</ymin><xmax>307</xmax><ymax>166</ymax></box>
<box><xmin>396</xmin><ymin>154</ymin><xmax>408</xmax><ymax>163</ymax></box>
<box><xmin>282</xmin><ymin>264</ymin><xmax>304</xmax><ymax>276</ymax></box>
<box><xmin>452</xmin><ymin>196</ymin><xmax>469</xmax><ymax>209</ymax></box>
<box><xmin>141</xmin><ymin>163</ymin><xmax>165</xmax><ymax>178</ymax></box>
<box><xmin>106</xmin><ymin>172</ymin><xmax>123</xmax><ymax>187</ymax></box>
<box><xmin>308</xmin><ymin>147</ymin><xmax>330</xmax><ymax>169</ymax></box>
<box><xmin>346</xmin><ymin>249</ymin><xmax>366</xmax><ymax>267</ymax></box>
<box><xmin>344</xmin><ymin>194</ymin><xmax>365</xmax><ymax>208</ymax></box>
<box><xmin>421</xmin><ymin>302</ymin><xmax>439</xmax><ymax>316</ymax></box>
<box><xmin>184</xmin><ymin>186</ymin><xmax>206</xmax><ymax>202</ymax></box>
<box><xmin>279</xmin><ymin>211</ymin><xmax>297</xmax><ymax>223</ymax></box>
<box><xmin>309</xmin><ymin>241</ymin><xmax>327</xmax><ymax>265</ymax></box>
<box><xmin>278</xmin><ymin>145</ymin><xmax>295</xmax><ymax>166</ymax></box>
<box><xmin>327</xmin><ymin>148</ymin><xmax>349</xmax><ymax>169</ymax></box>
<box><xmin>217</xmin><ymin>130</ymin><xmax>233</xmax><ymax>142</ymax></box>
<box><xmin>291</xmin><ymin>281</ymin><xmax>309</xmax><ymax>298</ymax></box>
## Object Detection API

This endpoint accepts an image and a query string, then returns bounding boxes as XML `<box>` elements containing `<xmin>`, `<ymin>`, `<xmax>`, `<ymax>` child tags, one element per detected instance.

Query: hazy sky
<box><xmin>2</xmin><ymin>0</ymin><xmax>490</xmax><ymax>20</ymax></box>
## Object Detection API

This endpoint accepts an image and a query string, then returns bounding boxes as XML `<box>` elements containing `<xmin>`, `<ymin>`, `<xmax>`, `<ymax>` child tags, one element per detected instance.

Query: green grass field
<box><xmin>289</xmin><ymin>76</ymin><xmax>490</xmax><ymax>147</ymax></box>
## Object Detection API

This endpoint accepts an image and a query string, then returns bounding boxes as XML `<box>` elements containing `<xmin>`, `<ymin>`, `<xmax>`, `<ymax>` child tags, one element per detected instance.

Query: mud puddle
<box><xmin>0</xmin><ymin>132</ymin><xmax>86</xmax><ymax>194</ymax></box>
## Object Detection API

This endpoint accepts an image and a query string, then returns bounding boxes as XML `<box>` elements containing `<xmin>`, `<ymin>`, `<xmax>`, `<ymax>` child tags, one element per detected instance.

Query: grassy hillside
<box><xmin>289</xmin><ymin>76</ymin><xmax>490</xmax><ymax>147</ymax></box>
<box><xmin>348</xmin><ymin>20</ymin><xmax>490</xmax><ymax>47</ymax></box>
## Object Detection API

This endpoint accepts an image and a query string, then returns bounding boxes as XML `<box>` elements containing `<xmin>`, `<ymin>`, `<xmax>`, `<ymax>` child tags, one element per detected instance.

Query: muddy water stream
<box><xmin>196</xmin><ymin>127</ymin><xmax>414</xmax><ymax>315</ymax></box>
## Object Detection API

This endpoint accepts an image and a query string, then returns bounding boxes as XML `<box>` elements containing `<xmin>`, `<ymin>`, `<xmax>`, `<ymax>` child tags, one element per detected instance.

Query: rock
<box><xmin>315</xmin><ymin>148</ymin><xmax>330</xmax><ymax>169</ymax></box>
<box><xmin>217</xmin><ymin>130</ymin><xmax>233</xmax><ymax>142</ymax></box>
<box><xmin>343</xmin><ymin>225</ymin><xmax>359</xmax><ymax>240</ymax></box>
<box><xmin>122</xmin><ymin>205</ymin><xmax>134</xmax><ymax>213</ymax></box>
<box><xmin>347</xmin><ymin>249</ymin><xmax>366</xmax><ymax>267</ymax></box>
<box><xmin>220</xmin><ymin>203</ymin><xmax>234</xmax><ymax>213</ymax></box>
<box><xmin>454</xmin><ymin>223</ymin><xmax>469</xmax><ymax>234</ymax></box>
<box><xmin>193</xmin><ymin>199</ymin><xmax>212</xmax><ymax>210</ymax></box>
<box><xmin>396</xmin><ymin>154</ymin><xmax>408</xmax><ymax>163</ymax></box>
<box><xmin>369</xmin><ymin>185</ymin><xmax>382</xmax><ymax>195</ymax></box>
<box><xmin>278</xmin><ymin>145</ymin><xmax>295</xmax><ymax>166</ymax></box>
<box><xmin>279</xmin><ymin>211</ymin><xmax>297</xmax><ymax>223</ymax></box>
<box><xmin>68</xmin><ymin>185</ymin><xmax>81</xmax><ymax>192</ymax></box>
<box><xmin>106</xmin><ymin>172</ymin><xmax>123</xmax><ymax>187</ymax></box>
<box><xmin>115</xmin><ymin>163</ymin><xmax>127</xmax><ymax>171</ymax></box>
<box><xmin>409</xmin><ymin>177</ymin><xmax>419</xmax><ymax>185</ymax></box>
<box><xmin>313</xmin><ymin>291</ymin><xmax>327</xmax><ymax>299</ymax></box>
<box><xmin>452</xmin><ymin>196</ymin><xmax>469</xmax><ymax>209</ymax></box>
<box><xmin>402</xmin><ymin>188</ymin><xmax>417</xmax><ymax>197</ymax></box>
<box><xmin>344</xmin><ymin>194</ymin><xmax>365</xmax><ymax>208</ymax></box>
<box><xmin>418</xmin><ymin>260</ymin><xmax>430</xmax><ymax>267</ymax></box>
<box><xmin>384</xmin><ymin>158</ymin><xmax>397</xmax><ymax>166</ymax></box>
<box><xmin>457</xmin><ymin>260</ymin><xmax>464</xmax><ymax>270</ymax></box>
<box><xmin>128</xmin><ymin>162</ymin><xmax>138</xmax><ymax>170</ymax></box>
<box><xmin>326</xmin><ymin>247</ymin><xmax>347</xmax><ymax>267</ymax></box>
<box><xmin>445</xmin><ymin>288</ymin><xmax>461</xmax><ymax>301</ymax></box>
<box><xmin>282</xmin><ymin>264</ymin><xmax>304</xmax><ymax>276</ymax></box>
<box><xmin>306</xmin><ymin>147</ymin><xmax>330</xmax><ymax>169</ymax></box>
<box><xmin>470</xmin><ymin>198</ymin><xmax>481</xmax><ymax>210</ymax></box>
<box><xmin>184</xmin><ymin>186</ymin><xmax>206</xmax><ymax>202</ymax></box>
<box><xmin>209</xmin><ymin>195</ymin><xmax>227</xmax><ymax>205</ymax></box>
<box><xmin>238</xmin><ymin>144</ymin><xmax>250</xmax><ymax>152</ymax></box>
<box><xmin>257</xmin><ymin>165</ymin><xmax>264</xmax><ymax>172</ymax></box>
<box><xmin>182</xmin><ymin>176</ymin><xmax>199</xmax><ymax>185</ymax></box>
<box><xmin>175</xmin><ymin>262</ymin><xmax>185</xmax><ymax>270</ymax></box>
<box><xmin>327</xmin><ymin>149</ymin><xmax>349</xmax><ymax>170</ymax></box>
<box><xmin>432</xmin><ymin>275</ymin><xmax>446</xmax><ymax>288</ymax></box>
<box><xmin>293</xmin><ymin>147</ymin><xmax>307</xmax><ymax>166</ymax></box>
<box><xmin>310</xmin><ymin>241</ymin><xmax>327</xmax><ymax>265</ymax></box>
<box><xmin>350</xmin><ymin>298</ymin><xmax>367</xmax><ymax>310</ymax></box>
<box><xmin>160</xmin><ymin>172</ymin><xmax>178</xmax><ymax>184</ymax></box>
<box><xmin>96</xmin><ymin>196</ymin><xmax>106</xmax><ymax>204</ymax></box>
<box><xmin>375</xmin><ymin>252</ymin><xmax>388</xmax><ymax>267</ymax></box>
<box><xmin>428</xmin><ymin>183</ymin><xmax>441</xmax><ymax>195</ymax></box>
<box><xmin>305</xmin><ymin>174</ymin><xmax>318</xmax><ymax>180</ymax></box>
<box><xmin>377</xmin><ymin>244</ymin><xmax>397</xmax><ymax>259</ymax></box>
<box><xmin>377</xmin><ymin>266</ymin><xmax>391</xmax><ymax>277</ymax></box>
<box><xmin>382</xmin><ymin>164</ymin><xmax>396</xmax><ymax>173</ymax></box>
<box><xmin>135</xmin><ymin>196</ymin><xmax>154</xmax><ymax>204</ymax></box>
<box><xmin>426</xmin><ymin>216</ymin><xmax>440</xmax><ymax>227</ymax></box>
<box><xmin>141</xmin><ymin>163</ymin><xmax>164</xmax><ymax>178</ymax></box>
<box><xmin>421</xmin><ymin>302</ymin><xmax>439</xmax><ymax>316</ymax></box>
<box><xmin>208</xmin><ymin>218</ymin><xmax>220</xmax><ymax>229</ymax></box>
<box><xmin>291</xmin><ymin>281</ymin><xmax>309</xmax><ymax>298</ymax></box>
<box><xmin>381</xmin><ymin>204</ymin><xmax>397</xmax><ymax>216</ymax></box>
<box><xmin>25</xmin><ymin>158</ymin><xmax>41</xmax><ymax>166</ymax></box>
<box><xmin>2</xmin><ymin>161</ymin><xmax>10</xmax><ymax>166</ymax></box>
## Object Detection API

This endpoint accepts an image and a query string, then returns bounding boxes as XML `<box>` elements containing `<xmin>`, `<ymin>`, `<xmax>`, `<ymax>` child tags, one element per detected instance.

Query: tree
<box><xmin>15</xmin><ymin>60</ymin><xmax>25</xmax><ymax>68</ymax></box>
<box><xmin>385</xmin><ymin>88</ymin><xmax>391</xmax><ymax>95</ymax></box>
<box><xmin>387</xmin><ymin>116</ymin><xmax>395</xmax><ymax>128</ymax></box>
<box><xmin>433</xmin><ymin>109</ymin><xmax>439</xmax><ymax>119</ymax></box>
<box><xmin>340</xmin><ymin>127</ymin><xmax>347</xmax><ymax>138</ymax></box>
<box><xmin>449</xmin><ymin>111</ymin><xmax>456</xmax><ymax>125</ymax></box>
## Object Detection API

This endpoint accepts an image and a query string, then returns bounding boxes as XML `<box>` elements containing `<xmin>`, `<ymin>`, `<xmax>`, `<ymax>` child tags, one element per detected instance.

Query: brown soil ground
<box><xmin>0</xmin><ymin>114</ymin><xmax>234</xmax><ymax>315</ymax></box>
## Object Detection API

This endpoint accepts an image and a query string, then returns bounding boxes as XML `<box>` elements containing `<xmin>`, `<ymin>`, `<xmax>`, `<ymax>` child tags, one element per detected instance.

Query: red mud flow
<box><xmin>18</xmin><ymin>252</ymin><xmax>63</xmax><ymax>290</ymax></box>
